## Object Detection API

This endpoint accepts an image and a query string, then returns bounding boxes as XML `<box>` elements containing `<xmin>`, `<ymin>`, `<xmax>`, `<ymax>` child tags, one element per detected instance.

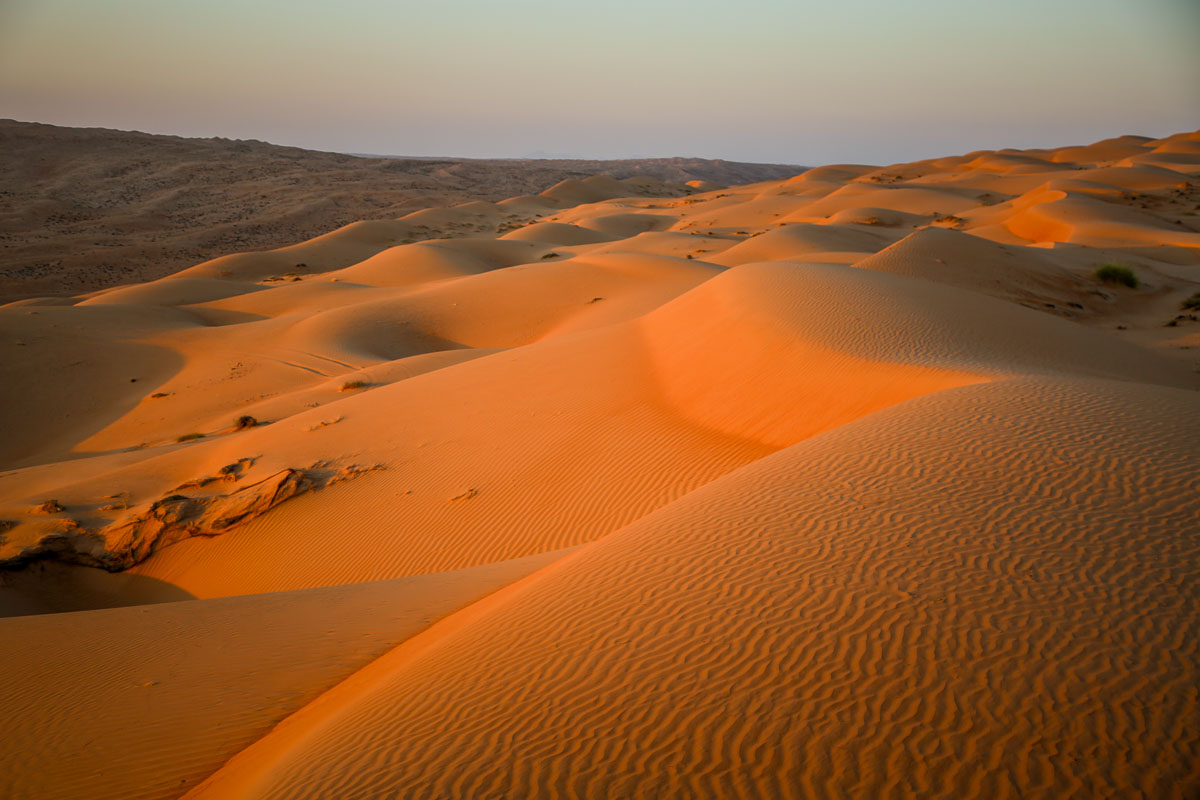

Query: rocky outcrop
<box><xmin>0</xmin><ymin>462</ymin><xmax>383</xmax><ymax>572</ymax></box>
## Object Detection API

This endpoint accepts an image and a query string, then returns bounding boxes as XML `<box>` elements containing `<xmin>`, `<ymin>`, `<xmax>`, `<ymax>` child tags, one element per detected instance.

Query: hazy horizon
<box><xmin>2</xmin><ymin>0</ymin><xmax>1197</xmax><ymax>165</ymax></box>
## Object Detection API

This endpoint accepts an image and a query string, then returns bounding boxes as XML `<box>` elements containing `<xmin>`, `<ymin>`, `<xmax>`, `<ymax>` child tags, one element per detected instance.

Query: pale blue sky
<box><xmin>1</xmin><ymin>0</ymin><xmax>1196</xmax><ymax>164</ymax></box>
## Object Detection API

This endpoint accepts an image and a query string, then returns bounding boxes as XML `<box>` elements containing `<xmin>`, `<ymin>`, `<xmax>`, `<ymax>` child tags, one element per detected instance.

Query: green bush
<box><xmin>1095</xmin><ymin>263</ymin><xmax>1139</xmax><ymax>289</ymax></box>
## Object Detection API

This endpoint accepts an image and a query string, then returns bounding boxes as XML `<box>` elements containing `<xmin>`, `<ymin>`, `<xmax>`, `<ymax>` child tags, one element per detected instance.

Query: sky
<box><xmin>1</xmin><ymin>0</ymin><xmax>1197</xmax><ymax>165</ymax></box>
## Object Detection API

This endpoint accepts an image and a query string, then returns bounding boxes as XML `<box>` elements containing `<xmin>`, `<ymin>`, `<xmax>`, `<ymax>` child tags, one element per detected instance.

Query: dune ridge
<box><xmin>1</xmin><ymin>129</ymin><xmax>1198</xmax><ymax>799</ymax></box>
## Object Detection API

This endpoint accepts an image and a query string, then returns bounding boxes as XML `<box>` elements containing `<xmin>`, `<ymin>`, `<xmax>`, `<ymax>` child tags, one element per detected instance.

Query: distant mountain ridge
<box><xmin>0</xmin><ymin>119</ymin><xmax>803</xmax><ymax>302</ymax></box>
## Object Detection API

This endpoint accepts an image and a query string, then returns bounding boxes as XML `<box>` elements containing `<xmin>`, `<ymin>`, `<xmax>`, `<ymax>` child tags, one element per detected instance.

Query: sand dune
<box><xmin>1</xmin><ymin>129</ymin><xmax>1198</xmax><ymax>799</ymax></box>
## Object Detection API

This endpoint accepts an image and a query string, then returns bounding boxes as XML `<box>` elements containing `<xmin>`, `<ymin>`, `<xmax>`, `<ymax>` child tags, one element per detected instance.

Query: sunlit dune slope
<box><xmin>1</xmin><ymin>129</ymin><xmax>1198</xmax><ymax>800</ymax></box>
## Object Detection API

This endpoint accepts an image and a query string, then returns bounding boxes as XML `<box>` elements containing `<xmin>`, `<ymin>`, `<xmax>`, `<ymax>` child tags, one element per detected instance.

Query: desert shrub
<box><xmin>1182</xmin><ymin>292</ymin><xmax>1200</xmax><ymax>311</ymax></box>
<box><xmin>1095</xmin><ymin>263</ymin><xmax>1139</xmax><ymax>288</ymax></box>
<box><xmin>176</xmin><ymin>432</ymin><xmax>205</xmax><ymax>442</ymax></box>
<box><xmin>340</xmin><ymin>380</ymin><xmax>368</xmax><ymax>391</ymax></box>
<box><xmin>933</xmin><ymin>214</ymin><xmax>964</xmax><ymax>226</ymax></box>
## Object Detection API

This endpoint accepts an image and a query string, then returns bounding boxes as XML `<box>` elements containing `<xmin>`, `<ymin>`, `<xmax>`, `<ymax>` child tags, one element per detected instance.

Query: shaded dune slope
<box><xmin>0</xmin><ymin>551</ymin><xmax>562</xmax><ymax>800</ymax></box>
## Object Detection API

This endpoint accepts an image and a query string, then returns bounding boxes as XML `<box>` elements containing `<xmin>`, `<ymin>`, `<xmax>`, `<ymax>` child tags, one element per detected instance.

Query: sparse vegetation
<box><xmin>340</xmin><ymin>380</ymin><xmax>368</xmax><ymax>391</ymax></box>
<box><xmin>176</xmin><ymin>432</ymin><xmax>205</xmax><ymax>442</ymax></box>
<box><xmin>1095</xmin><ymin>263</ymin><xmax>1139</xmax><ymax>289</ymax></box>
<box><xmin>1182</xmin><ymin>292</ymin><xmax>1200</xmax><ymax>311</ymax></box>
<box><xmin>496</xmin><ymin>215</ymin><xmax>534</xmax><ymax>234</ymax></box>
<box><xmin>235</xmin><ymin>415</ymin><xmax>258</xmax><ymax>430</ymax></box>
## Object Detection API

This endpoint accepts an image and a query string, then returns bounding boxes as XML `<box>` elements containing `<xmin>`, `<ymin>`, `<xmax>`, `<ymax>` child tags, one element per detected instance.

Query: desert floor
<box><xmin>1</xmin><ymin>130</ymin><xmax>1198</xmax><ymax>799</ymax></box>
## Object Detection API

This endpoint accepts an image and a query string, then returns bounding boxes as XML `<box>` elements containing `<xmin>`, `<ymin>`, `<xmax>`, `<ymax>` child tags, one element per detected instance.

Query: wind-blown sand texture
<box><xmin>1</xmin><ymin>130</ymin><xmax>1198</xmax><ymax>799</ymax></box>
<box><xmin>0</xmin><ymin>119</ymin><xmax>800</xmax><ymax>304</ymax></box>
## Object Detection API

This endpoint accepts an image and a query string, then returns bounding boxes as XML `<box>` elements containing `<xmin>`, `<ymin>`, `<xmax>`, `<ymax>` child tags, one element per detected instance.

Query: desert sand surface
<box><xmin>0</xmin><ymin>119</ymin><xmax>800</xmax><ymax>304</ymax></box>
<box><xmin>1</xmin><ymin>130</ymin><xmax>1199</xmax><ymax>799</ymax></box>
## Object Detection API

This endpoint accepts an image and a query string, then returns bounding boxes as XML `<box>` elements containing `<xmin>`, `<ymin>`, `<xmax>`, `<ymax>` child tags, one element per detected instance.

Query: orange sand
<box><xmin>1</xmin><ymin>130</ymin><xmax>1198</xmax><ymax>800</ymax></box>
